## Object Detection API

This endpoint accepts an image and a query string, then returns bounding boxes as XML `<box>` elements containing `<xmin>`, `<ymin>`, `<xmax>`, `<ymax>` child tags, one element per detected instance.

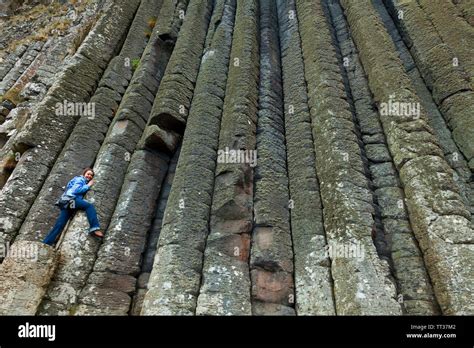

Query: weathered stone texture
<box><xmin>37</xmin><ymin>16</ymin><xmax>176</xmax><ymax>315</ymax></box>
<box><xmin>277</xmin><ymin>0</ymin><xmax>335</xmax><ymax>315</ymax></box>
<box><xmin>297</xmin><ymin>0</ymin><xmax>401</xmax><ymax>315</ymax></box>
<box><xmin>146</xmin><ymin>0</ymin><xmax>213</xmax><ymax>137</ymax></box>
<box><xmin>327</xmin><ymin>0</ymin><xmax>439</xmax><ymax>315</ymax></box>
<box><xmin>0</xmin><ymin>0</ymin><xmax>471</xmax><ymax>317</ymax></box>
<box><xmin>197</xmin><ymin>0</ymin><xmax>259</xmax><ymax>316</ymax></box>
<box><xmin>0</xmin><ymin>241</ymin><xmax>56</xmax><ymax>315</ymax></box>
<box><xmin>342</xmin><ymin>0</ymin><xmax>473</xmax><ymax>315</ymax></box>
<box><xmin>384</xmin><ymin>0</ymin><xmax>474</xmax><ymax>169</ymax></box>
<box><xmin>153</xmin><ymin>0</ymin><xmax>190</xmax><ymax>43</ymax></box>
<box><xmin>452</xmin><ymin>0</ymin><xmax>474</xmax><ymax>26</ymax></box>
<box><xmin>142</xmin><ymin>0</ymin><xmax>235</xmax><ymax>315</ymax></box>
<box><xmin>250</xmin><ymin>0</ymin><xmax>294</xmax><ymax>316</ymax></box>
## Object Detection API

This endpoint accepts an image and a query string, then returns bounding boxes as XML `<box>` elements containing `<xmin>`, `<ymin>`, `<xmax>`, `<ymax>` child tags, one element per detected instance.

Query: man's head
<box><xmin>82</xmin><ymin>167</ymin><xmax>94</xmax><ymax>182</ymax></box>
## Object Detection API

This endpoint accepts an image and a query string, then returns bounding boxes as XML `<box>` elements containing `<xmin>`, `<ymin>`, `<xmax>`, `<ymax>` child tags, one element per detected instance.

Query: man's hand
<box><xmin>87</xmin><ymin>179</ymin><xmax>95</xmax><ymax>187</ymax></box>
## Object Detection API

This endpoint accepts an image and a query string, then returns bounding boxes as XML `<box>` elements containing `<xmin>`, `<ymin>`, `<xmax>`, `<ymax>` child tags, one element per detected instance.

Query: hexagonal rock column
<box><xmin>142</xmin><ymin>0</ymin><xmax>237</xmax><ymax>315</ymax></box>
<box><xmin>417</xmin><ymin>0</ymin><xmax>474</xmax><ymax>81</ymax></box>
<box><xmin>73</xmin><ymin>150</ymin><xmax>169</xmax><ymax>315</ymax></box>
<box><xmin>196</xmin><ymin>0</ymin><xmax>259</xmax><ymax>316</ymax></box>
<box><xmin>276</xmin><ymin>0</ymin><xmax>335</xmax><ymax>315</ymax></box>
<box><xmin>326</xmin><ymin>0</ymin><xmax>439</xmax><ymax>315</ymax></box>
<box><xmin>154</xmin><ymin>0</ymin><xmax>190</xmax><ymax>42</ymax></box>
<box><xmin>384</xmin><ymin>0</ymin><xmax>474</xmax><ymax>170</ymax></box>
<box><xmin>119</xmin><ymin>0</ymin><xmax>165</xmax><ymax>62</ymax></box>
<box><xmin>143</xmin><ymin>0</ymin><xmax>214</xmax><ymax>152</ymax></box>
<box><xmin>86</xmin><ymin>0</ymin><xmax>215</xmax><ymax>316</ymax></box>
<box><xmin>95</xmin><ymin>0</ymin><xmax>218</xmax><ymax>312</ymax></box>
<box><xmin>0</xmin><ymin>42</ymin><xmax>44</xmax><ymax>95</ymax></box>
<box><xmin>341</xmin><ymin>0</ymin><xmax>474</xmax><ymax>315</ymax></box>
<box><xmin>249</xmin><ymin>0</ymin><xmax>294</xmax><ymax>316</ymax></box>
<box><xmin>296</xmin><ymin>0</ymin><xmax>401</xmax><ymax>315</ymax></box>
<box><xmin>131</xmin><ymin>146</ymin><xmax>181</xmax><ymax>316</ymax></box>
<box><xmin>370</xmin><ymin>1</ymin><xmax>473</xmax><ymax>220</ymax></box>
<box><xmin>0</xmin><ymin>241</ymin><xmax>56</xmax><ymax>315</ymax></box>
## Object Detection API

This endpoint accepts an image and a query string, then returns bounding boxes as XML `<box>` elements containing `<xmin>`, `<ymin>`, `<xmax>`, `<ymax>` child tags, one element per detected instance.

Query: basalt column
<box><xmin>16</xmin><ymin>0</ymin><xmax>163</xmax><ymax>243</ymax></box>
<box><xmin>196</xmin><ymin>0</ymin><xmax>260</xmax><ymax>316</ymax></box>
<box><xmin>277</xmin><ymin>0</ymin><xmax>335</xmax><ymax>315</ymax></box>
<box><xmin>0</xmin><ymin>0</ymin><xmax>140</xmax><ymax>252</ymax></box>
<box><xmin>142</xmin><ymin>0</ymin><xmax>237</xmax><ymax>315</ymax></box>
<box><xmin>296</xmin><ymin>0</ymin><xmax>401</xmax><ymax>315</ymax></box>
<box><xmin>383</xmin><ymin>0</ymin><xmax>474</xmax><ymax>171</ymax></box>
<box><xmin>36</xmin><ymin>4</ymin><xmax>185</xmax><ymax>314</ymax></box>
<box><xmin>341</xmin><ymin>0</ymin><xmax>474</xmax><ymax>315</ymax></box>
<box><xmin>249</xmin><ymin>0</ymin><xmax>294</xmax><ymax>316</ymax></box>
<box><xmin>326</xmin><ymin>0</ymin><xmax>439</xmax><ymax>315</ymax></box>
<box><xmin>74</xmin><ymin>0</ymin><xmax>213</xmax><ymax>315</ymax></box>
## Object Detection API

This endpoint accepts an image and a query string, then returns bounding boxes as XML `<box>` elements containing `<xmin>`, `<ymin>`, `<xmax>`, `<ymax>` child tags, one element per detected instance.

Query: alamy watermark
<box><xmin>0</xmin><ymin>242</ymin><xmax>39</xmax><ymax>261</ymax></box>
<box><xmin>217</xmin><ymin>147</ymin><xmax>257</xmax><ymax>167</ymax></box>
<box><xmin>18</xmin><ymin>322</ymin><xmax>55</xmax><ymax>341</ymax></box>
<box><xmin>380</xmin><ymin>94</ymin><xmax>420</xmax><ymax>119</ymax></box>
<box><xmin>55</xmin><ymin>100</ymin><xmax>96</xmax><ymax>119</ymax></box>
<box><xmin>324</xmin><ymin>241</ymin><xmax>365</xmax><ymax>260</ymax></box>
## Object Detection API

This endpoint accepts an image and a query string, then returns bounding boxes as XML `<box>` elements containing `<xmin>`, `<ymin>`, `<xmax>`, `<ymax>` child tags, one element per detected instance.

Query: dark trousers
<box><xmin>43</xmin><ymin>197</ymin><xmax>100</xmax><ymax>245</ymax></box>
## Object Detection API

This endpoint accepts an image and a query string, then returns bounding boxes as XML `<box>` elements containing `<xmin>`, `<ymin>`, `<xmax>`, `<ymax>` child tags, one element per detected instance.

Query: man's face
<box><xmin>84</xmin><ymin>170</ymin><xmax>94</xmax><ymax>182</ymax></box>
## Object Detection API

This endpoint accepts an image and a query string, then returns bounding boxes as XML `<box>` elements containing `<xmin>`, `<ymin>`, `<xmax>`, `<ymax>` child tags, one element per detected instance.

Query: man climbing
<box><xmin>42</xmin><ymin>167</ymin><xmax>104</xmax><ymax>246</ymax></box>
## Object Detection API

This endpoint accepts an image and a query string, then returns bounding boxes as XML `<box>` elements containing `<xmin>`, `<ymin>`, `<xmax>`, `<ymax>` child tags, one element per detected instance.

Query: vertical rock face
<box><xmin>341</xmin><ymin>0</ymin><xmax>473</xmax><ymax>315</ymax></box>
<box><xmin>197</xmin><ymin>0</ymin><xmax>259</xmax><ymax>316</ymax></box>
<box><xmin>276</xmin><ymin>0</ymin><xmax>335</xmax><ymax>316</ymax></box>
<box><xmin>327</xmin><ymin>0</ymin><xmax>439</xmax><ymax>315</ymax></box>
<box><xmin>0</xmin><ymin>0</ymin><xmax>472</xmax><ymax>316</ymax></box>
<box><xmin>16</xmin><ymin>0</ymin><xmax>164</xmax><ymax>244</ymax></box>
<box><xmin>383</xmin><ymin>0</ymin><xmax>474</xmax><ymax>171</ymax></box>
<box><xmin>250</xmin><ymin>0</ymin><xmax>294</xmax><ymax>316</ymax></box>
<box><xmin>143</xmin><ymin>0</ymin><xmax>234</xmax><ymax>316</ymax></box>
<box><xmin>0</xmin><ymin>0</ymin><xmax>141</xmax><ymax>249</ymax></box>
<box><xmin>297</xmin><ymin>0</ymin><xmax>401</xmax><ymax>315</ymax></box>
<box><xmin>37</xmin><ymin>1</ymin><xmax>174</xmax><ymax>315</ymax></box>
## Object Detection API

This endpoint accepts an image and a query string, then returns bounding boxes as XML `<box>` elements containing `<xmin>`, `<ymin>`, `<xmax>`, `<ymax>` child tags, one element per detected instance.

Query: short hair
<box><xmin>82</xmin><ymin>167</ymin><xmax>94</xmax><ymax>176</ymax></box>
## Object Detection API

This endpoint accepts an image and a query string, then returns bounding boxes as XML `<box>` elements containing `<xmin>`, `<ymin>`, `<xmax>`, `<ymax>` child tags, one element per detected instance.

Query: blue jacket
<box><xmin>62</xmin><ymin>176</ymin><xmax>90</xmax><ymax>199</ymax></box>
